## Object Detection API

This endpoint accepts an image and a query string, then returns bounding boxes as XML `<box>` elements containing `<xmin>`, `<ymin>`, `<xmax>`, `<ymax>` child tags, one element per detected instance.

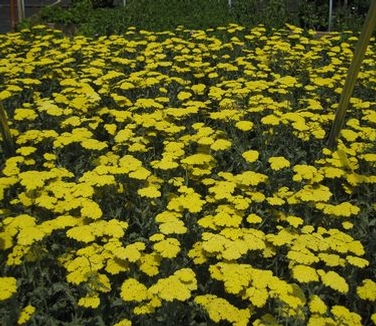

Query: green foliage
<box><xmin>18</xmin><ymin>0</ymin><xmax>373</xmax><ymax>37</ymax></box>
<box><xmin>33</xmin><ymin>0</ymin><xmax>93</xmax><ymax>26</ymax></box>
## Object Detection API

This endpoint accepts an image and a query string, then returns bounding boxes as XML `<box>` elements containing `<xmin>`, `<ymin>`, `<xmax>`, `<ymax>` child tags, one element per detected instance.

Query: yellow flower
<box><xmin>357</xmin><ymin>279</ymin><xmax>376</xmax><ymax>301</ymax></box>
<box><xmin>253</xmin><ymin>314</ymin><xmax>280</xmax><ymax>326</ymax></box>
<box><xmin>2</xmin><ymin>157</ymin><xmax>24</xmax><ymax>176</ymax></box>
<box><xmin>318</xmin><ymin>270</ymin><xmax>349</xmax><ymax>293</ymax></box>
<box><xmin>307</xmin><ymin>316</ymin><xmax>335</xmax><ymax>326</ymax></box>
<box><xmin>0</xmin><ymin>277</ymin><xmax>17</xmax><ymax>301</ymax></box>
<box><xmin>287</xmin><ymin>248</ymin><xmax>319</xmax><ymax>265</ymax></box>
<box><xmin>139</xmin><ymin>253</ymin><xmax>160</xmax><ymax>276</ymax></box>
<box><xmin>80</xmin><ymin>139</ymin><xmax>108</xmax><ymax>150</ymax></box>
<box><xmin>261</xmin><ymin>114</ymin><xmax>280</xmax><ymax>125</ymax></box>
<box><xmin>122</xmin><ymin>242</ymin><xmax>145</xmax><ymax>262</ymax></box>
<box><xmin>104</xmin><ymin>123</ymin><xmax>117</xmax><ymax>135</ymax></box>
<box><xmin>235</xmin><ymin>120</ymin><xmax>254</xmax><ymax>131</ymax></box>
<box><xmin>309</xmin><ymin>295</ymin><xmax>327</xmax><ymax>314</ymax></box>
<box><xmin>71</xmin><ymin>183</ymin><xmax>94</xmax><ymax>198</ymax></box>
<box><xmin>149</xmin><ymin>268</ymin><xmax>197</xmax><ymax>301</ymax></box>
<box><xmin>194</xmin><ymin>294</ymin><xmax>250</xmax><ymax>326</ymax></box>
<box><xmin>80</xmin><ymin>200</ymin><xmax>103</xmax><ymax>220</ymax></box>
<box><xmin>209</xmin><ymin>262</ymin><xmax>253</xmax><ymax>295</ymax></box>
<box><xmin>151</xmin><ymin>158</ymin><xmax>179</xmax><ymax>170</ymax></box>
<box><xmin>120</xmin><ymin>278</ymin><xmax>150</xmax><ymax>302</ymax></box>
<box><xmin>113</xmin><ymin>319</ymin><xmax>132</xmax><ymax>326</ymax></box>
<box><xmin>245</xmin><ymin>287</ymin><xmax>269</xmax><ymax>308</ymax></box>
<box><xmin>167</xmin><ymin>191</ymin><xmax>205</xmax><ymax>213</ymax></box>
<box><xmin>87</xmin><ymin>272</ymin><xmax>111</xmax><ymax>293</ymax></box>
<box><xmin>236</xmin><ymin>171</ymin><xmax>268</xmax><ymax>186</ymax></box>
<box><xmin>118</xmin><ymin>155</ymin><xmax>143</xmax><ymax>173</ymax></box>
<box><xmin>17</xmin><ymin>305</ymin><xmax>35</xmax><ymax>325</ymax></box>
<box><xmin>153</xmin><ymin>238</ymin><xmax>180</xmax><ymax>258</ymax></box>
<box><xmin>17</xmin><ymin>226</ymin><xmax>46</xmax><ymax>246</ymax></box>
<box><xmin>38</xmin><ymin>100</ymin><xmax>64</xmax><ymax>116</ymax></box>
<box><xmin>156</xmin><ymin>212</ymin><xmax>187</xmax><ymax>235</ymax></box>
<box><xmin>346</xmin><ymin>255</ymin><xmax>369</xmax><ymax>268</ymax></box>
<box><xmin>293</xmin><ymin>164</ymin><xmax>320</xmax><ymax>182</ymax></box>
<box><xmin>242</xmin><ymin>150</ymin><xmax>259</xmax><ymax>163</ymax></box>
<box><xmin>316</xmin><ymin>202</ymin><xmax>360</xmax><ymax>217</ymax></box>
<box><xmin>66</xmin><ymin>225</ymin><xmax>95</xmax><ymax>243</ymax></box>
<box><xmin>181</xmin><ymin>153</ymin><xmax>215</xmax><ymax>165</ymax></box>
<box><xmin>0</xmin><ymin>90</ymin><xmax>12</xmax><ymax>100</ymax></box>
<box><xmin>177</xmin><ymin>91</ymin><xmax>192</xmax><ymax>101</ymax></box>
<box><xmin>35</xmin><ymin>194</ymin><xmax>58</xmax><ymax>210</ymax></box>
<box><xmin>19</xmin><ymin>171</ymin><xmax>47</xmax><ymax>191</ymax></box>
<box><xmin>268</xmin><ymin>156</ymin><xmax>290</xmax><ymax>170</ymax></box>
<box><xmin>286</xmin><ymin>215</ymin><xmax>304</xmax><ymax>228</ymax></box>
<box><xmin>208</xmin><ymin>181</ymin><xmax>237</xmax><ymax>200</ymax></box>
<box><xmin>210</xmin><ymin>139</ymin><xmax>232</xmax><ymax>151</ymax></box>
<box><xmin>105</xmin><ymin>257</ymin><xmax>128</xmax><ymax>275</ymax></box>
<box><xmin>135</xmin><ymin>98</ymin><xmax>163</xmax><ymax>109</ymax></box>
<box><xmin>191</xmin><ymin>83</ymin><xmax>206</xmax><ymax>94</ymax></box>
<box><xmin>372</xmin><ymin>313</ymin><xmax>376</xmax><ymax>325</ymax></box>
<box><xmin>114</xmin><ymin>129</ymin><xmax>135</xmax><ymax>144</ymax></box>
<box><xmin>246</xmin><ymin>213</ymin><xmax>262</xmax><ymax>224</ymax></box>
<box><xmin>128</xmin><ymin>167</ymin><xmax>151</xmax><ymax>180</ymax></box>
<box><xmin>331</xmin><ymin>305</ymin><xmax>362</xmax><ymax>326</ymax></box>
<box><xmin>78</xmin><ymin>293</ymin><xmax>100</xmax><ymax>308</ymax></box>
<box><xmin>341</xmin><ymin>129</ymin><xmax>359</xmax><ymax>141</ymax></box>
<box><xmin>361</xmin><ymin>153</ymin><xmax>376</xmax><ymax>162</ymax></box>
<box><xmin>342</xmin><ymin>221</ymin><xmax>354</xmax><ymax>230</ymax></box>
<box><xmin>266</xmin><ymin>196</ymin><xmax>285</xmax><ymax>206</ymax></box>
<box><xmin>13</xmin><ymin>108</ymin><xmax>38</xmax><ymax>121</ymax></box>
<box><xmin>267</xmin><ymin>228</ymin><xmax>295</xmax><ymax>247</ymax></box>
<box><xmin>318</xmin><ymin>253</ymin><xmax>346</xmax><ymax>267</ymax></box>
<box><xmin>319</xmin><ymin>166</ymin><xmax>345</xmax><ymax>178</ymax></box>
<box><xmin>294</xmin><ymin>185</ymin><xmax>332</xmax><ymax>202</ymax></box>
<box><xmin>292</xmin><ymin>265</ymin><xmax>319</xmax><ymax>283</ymax></box>
<box><xmin>138</xmin><ymin>186</ymin><xmax>161</xmax><ymax>198</ymax></box>
<box><xmin>133</xmin><ymin>296</ymin><xmax>162</xmax><ymax>315</ymax></box>
<box><xmin>119</xmin><ymin>81</ymin><xmax>135</xmax><ymax>90</ymax></box>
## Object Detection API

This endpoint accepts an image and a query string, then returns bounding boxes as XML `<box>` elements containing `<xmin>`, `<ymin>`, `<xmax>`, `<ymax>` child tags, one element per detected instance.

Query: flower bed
<box><xmin>0</xmin><ymin>24</ymin><xmax>375</xmax><ymax>325</ymax></box>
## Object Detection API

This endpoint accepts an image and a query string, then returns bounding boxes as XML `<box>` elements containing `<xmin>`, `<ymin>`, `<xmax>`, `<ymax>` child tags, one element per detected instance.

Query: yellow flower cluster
<box><xmin>120</xmin><ymin>268</ymin><xmax>197</xmax><ymax>314</ymax></box>
<box><xmin>0</xmin><ymin>23</ymin><xmax>375</xmax><ymax>325</ymax></box>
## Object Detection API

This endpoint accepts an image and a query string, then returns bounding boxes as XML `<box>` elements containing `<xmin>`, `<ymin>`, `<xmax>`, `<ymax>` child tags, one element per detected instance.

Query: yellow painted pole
<box><xmin>327</xmin><ymin>0</ymin><xmax>376</xmax><ymax>149</ymax></box>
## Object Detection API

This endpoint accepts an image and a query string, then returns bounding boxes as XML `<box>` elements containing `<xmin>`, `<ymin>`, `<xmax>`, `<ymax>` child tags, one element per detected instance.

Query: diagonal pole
<box><xmin>0</xmin><ymin>105</ymin><xmax>15</xmax><ymax>157</ymax></box>
<box><xmin>327</xmin><ymin>0</ymin><xmax>376</xmax><ymax>149</ymax></box>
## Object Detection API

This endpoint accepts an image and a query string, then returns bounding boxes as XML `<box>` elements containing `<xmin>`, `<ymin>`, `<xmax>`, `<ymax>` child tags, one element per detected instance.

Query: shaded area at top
<box><xmin>0</xmin><ymin>0</ymin><xmax>69</xmax><ymax>34</ymax></box>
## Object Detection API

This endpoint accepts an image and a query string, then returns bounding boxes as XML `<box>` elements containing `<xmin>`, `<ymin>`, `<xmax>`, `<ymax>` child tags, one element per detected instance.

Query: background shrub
<box><xmin>20</xmin><ymin>0</ymin><xmax>372</xmax><ymax>37</ymax></box>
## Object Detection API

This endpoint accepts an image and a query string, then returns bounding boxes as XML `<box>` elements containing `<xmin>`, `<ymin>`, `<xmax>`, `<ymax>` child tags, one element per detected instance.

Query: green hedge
<box><xmin>19</xmin><ymin>0</ymin><xmax>372</xmax><ymax>37</ymax></box>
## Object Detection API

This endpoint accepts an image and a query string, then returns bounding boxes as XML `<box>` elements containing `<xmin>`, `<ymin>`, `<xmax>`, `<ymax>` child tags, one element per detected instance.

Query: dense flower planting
<box><xmin>0</xmin><ymin>24</ymin><xmax>375</xmax><ymax>325</ymax></box>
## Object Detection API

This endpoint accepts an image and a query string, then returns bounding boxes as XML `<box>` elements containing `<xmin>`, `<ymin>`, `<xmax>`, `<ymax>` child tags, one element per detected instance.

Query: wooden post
<box><xmin>10</xmin><ymin>0</ymin><xmax>17</xmax><ymax>30</ymax></box>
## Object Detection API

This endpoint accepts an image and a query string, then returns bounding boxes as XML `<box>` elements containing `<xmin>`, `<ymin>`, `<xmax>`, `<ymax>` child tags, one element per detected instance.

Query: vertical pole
<box><xmin>328</xmin><ymin>0</ymin><xmax>333</xmax><ymax>31</ymax></box>
<box><xmin>10</xmin><ymin>0</ymin><xmax>17</xmax><ymax>30</ymax></box>
<box><xmin>16</xmin><ymin>0</ymin><xmax>25</xmax><ymax>22</ymax></box>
